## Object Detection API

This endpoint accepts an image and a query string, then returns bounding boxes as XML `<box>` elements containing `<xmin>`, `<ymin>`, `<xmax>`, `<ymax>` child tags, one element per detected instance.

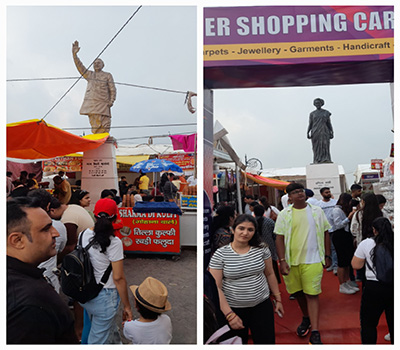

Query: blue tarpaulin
<box><xmin>133</xmin><ymin>201</ymin><xmax>183</xmax><ymax>215</ymax></box>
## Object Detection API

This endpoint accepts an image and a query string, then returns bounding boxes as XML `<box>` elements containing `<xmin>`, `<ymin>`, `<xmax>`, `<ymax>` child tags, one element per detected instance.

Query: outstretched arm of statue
<box><xmin>72</xmin><ymin>40</ymin><xmax>89</xmax><ymax>79</ymax></box>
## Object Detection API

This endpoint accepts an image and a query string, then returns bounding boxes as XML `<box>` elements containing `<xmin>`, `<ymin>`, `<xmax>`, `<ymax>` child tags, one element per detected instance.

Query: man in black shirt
<box><xmin>7</xmin><ymin>197</ymin><xmax>79</xmax><ymax>344</ymax></box>
<box><xmin>119</xmin><ymin>176</ymin><xmax>129</xmax><ymax>196</ymax></box>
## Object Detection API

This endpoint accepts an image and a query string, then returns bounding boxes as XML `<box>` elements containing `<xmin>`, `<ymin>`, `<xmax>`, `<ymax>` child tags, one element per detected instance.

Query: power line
<box><xmin>40</xmin><ymin>6</ymin><xmax>142</xmax><ymax>122</ymax></box>
<box><xmin>7</xmin><ymin>77</ymin><xmax>188</xmax><ymax>95</ymax></box>
<box><xmin>63</xmin><ymin>122</ymin><xmax>196</xmax><ymax>131</ymax></box>
<box><xmin>117</xmin><ymin>131</ymin><xmax>195</xmax><ymax>142</ymax></box>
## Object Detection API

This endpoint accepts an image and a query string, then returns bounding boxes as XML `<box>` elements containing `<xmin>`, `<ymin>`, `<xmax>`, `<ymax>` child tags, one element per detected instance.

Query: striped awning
<box><xmin>244</xmin><ymin>171</ymin><xmax>290</xmax><ymax>190</ymax></box>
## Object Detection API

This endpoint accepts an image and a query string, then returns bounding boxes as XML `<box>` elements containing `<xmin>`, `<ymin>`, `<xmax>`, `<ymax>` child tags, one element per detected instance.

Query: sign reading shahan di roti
<box><xmin>116</xmin><ymin>208</ymin><xmax>180</xmax><ymax>254</ymax></box>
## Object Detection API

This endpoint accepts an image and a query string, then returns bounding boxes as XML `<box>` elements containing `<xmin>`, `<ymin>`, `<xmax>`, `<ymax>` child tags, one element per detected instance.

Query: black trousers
<box><xmin>360</xmin><ymin>280</ymin><xmax>394</xmax><ymax>344</ymax></box>
<box><xmin>231</xmin><ymin>298</ymin><xmax>275</xmax><ymax>344</ymax></box>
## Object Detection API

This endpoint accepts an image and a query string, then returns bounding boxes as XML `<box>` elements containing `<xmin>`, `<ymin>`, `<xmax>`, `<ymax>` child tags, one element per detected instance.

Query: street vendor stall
<box><xmin>116</xmin><ymin>201</ymin><xmax>182</xmax><ymax>255</ymax></box>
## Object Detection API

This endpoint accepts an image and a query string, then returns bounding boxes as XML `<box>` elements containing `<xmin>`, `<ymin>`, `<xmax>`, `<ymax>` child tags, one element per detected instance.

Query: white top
<box><xmin>38</xmin><ymin>220</ymin><xmax>67</xmax><ymax>293</ymax></box>
<box><xmin>317</xmin><ymin>198</ymin><xmax>337</xmax><ymax>232</ymax></box>
<box><xmin>187</xmin><ymin>176</ymin><xmax>197</xmax><ymax>186</ymax></box>
<box><xmin>307</xmin><ymin>197</ymin><xmax>320</xmax><ymax>206</ymax></box>
<box><xmin>209</xmin><ymin>244</ymin><xmax>271</xmax><ymax>308</ymax></box>
<box><xmin>354</xmin><ymin>238</ymin><xmax>378</xmax><ymax>281</ymax></box>
<box><xmin>331</xmin><ymin>206</ymin><xmax>350</xmax><ymax>232</ymax></box>
<box><xmin>281</xmin><ymin>193</ymin><xmax>289</xmax><ymax>208</ymax></box>
<box><xmin>265</xmin><ymin>205</ymin><xmax>280</xmax><ymax>219</ymax></box>
<box><xmin>123</xmin><ymin>314</ymin><xmax>172</xmax><ymax>344</ymax></box>
<box><xmin>61</xmin><ymin>204</ymin><xmax>94</xmax><ymax>235</ymax></box>
<box><xmin>79</xmin><ymin>229</ymin><xmax>124</xmax><ymax>289</ymax></box>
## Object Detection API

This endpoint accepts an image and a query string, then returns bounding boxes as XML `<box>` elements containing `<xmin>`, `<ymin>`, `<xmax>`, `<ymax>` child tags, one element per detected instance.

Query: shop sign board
<box><xmin>82</xmin><ymin>158</ymin><xmax>114</xmax><ymax>178</ymax></box>
<box><xmin>181</xmin><ymin>195</ymin><xmax>197</xmax><ymax>208</ymax></box>
<box><xmin>43</xmin><ymin>156</ymin><xmax>82</xmax><ymax>172</ymax></box>
<box><xmin>116</xmin><ymin>207</ymin><xmax>180</xmax><ymax>254</ymax></box>
<box><xmin>204</xmin><ymin>6</ymin><xmax>394</xmax><ymax>67</ymax></box>
<box><xmin>371</xmin><ymin>158</ymin><xmax>384</xmax><ymax>178</ymax></box>
<box><xmin>159</xmin><ymin>153</ymin><xmax>195</xmax><ymax>171</ymax></box>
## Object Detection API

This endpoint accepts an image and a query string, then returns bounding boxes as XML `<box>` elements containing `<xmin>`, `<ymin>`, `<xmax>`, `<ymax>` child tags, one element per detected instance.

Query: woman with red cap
<box><xmin>79</xmin><ymin>198</ymin><xmax>133</xmax><ymax>344</ymax></box>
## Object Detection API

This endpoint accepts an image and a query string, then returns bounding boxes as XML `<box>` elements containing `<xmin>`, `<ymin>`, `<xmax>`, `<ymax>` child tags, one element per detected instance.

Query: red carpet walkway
<box><xmin>274</xmin><ymin>269</ymin><xmax>390</xmax><ymax>345</ymax></box>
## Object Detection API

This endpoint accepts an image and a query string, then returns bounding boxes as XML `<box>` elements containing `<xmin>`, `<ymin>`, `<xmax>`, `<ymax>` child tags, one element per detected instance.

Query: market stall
<box><xmin>116</xmin><ymin>201</ymin><xmax>182</xmax><ymax>255</ymax></box>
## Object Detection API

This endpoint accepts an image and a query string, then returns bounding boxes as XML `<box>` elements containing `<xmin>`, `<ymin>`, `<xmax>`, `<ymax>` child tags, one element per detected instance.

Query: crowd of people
<box><xmin>205</xmin><ymin>182</ymin><xmax>393</xmax><ymax>345</ymax></box>
<box><xmin>6</xmin><ymin>171</ymin><xmax>175</xmax><ymax>345</ymax></box>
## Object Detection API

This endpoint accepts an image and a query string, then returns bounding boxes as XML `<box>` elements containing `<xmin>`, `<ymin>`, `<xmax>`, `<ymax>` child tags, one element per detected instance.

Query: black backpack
<box><xmin>60</xmin><ymin>229</ymin><xmax>112</xmax><ymax>303</ymax></box>
<box><xmin>366</xmin><ymin>244</ymin><xmax>394</xmax><ymax>285</ymax></box>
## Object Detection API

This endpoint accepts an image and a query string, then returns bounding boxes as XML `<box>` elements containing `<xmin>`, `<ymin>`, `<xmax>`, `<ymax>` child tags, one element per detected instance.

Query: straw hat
<box><xmin>130</xmin><ymin>277</ymin><xmax>171</xmax><ymax>313</ymax></box>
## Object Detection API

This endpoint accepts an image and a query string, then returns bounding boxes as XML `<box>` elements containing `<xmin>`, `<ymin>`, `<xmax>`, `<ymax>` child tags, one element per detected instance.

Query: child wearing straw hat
<box><xmin>123</xmin><ymin>277</ymin><xmax>172</xmax><ymax>344</ymax></box>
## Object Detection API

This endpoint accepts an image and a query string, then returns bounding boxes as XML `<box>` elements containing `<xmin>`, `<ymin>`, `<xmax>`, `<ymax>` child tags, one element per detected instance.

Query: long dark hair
<box><xmin>232</xmin><ymin>214</ymin><xmax>262</xmax><ymax>247</ymax></box>
<box><xmin>253</xmin><ymin>204</ymin><xmax>266</xmax><ymax>237</ymax></box>
<box><xmin>336</xmin><ymin>193</ymin><xmax>352</xmax><ymax>216</ymax></box>
<box><xmin>210</xmin><ymin>204</ymin><xmax>235</xmax><ymax>235</ymax></box>
<box><xmin>91</xmin><ymin>213</ymin><xmax>115</xmax><ymax>253</ymax></box>
<box><xmin>359</xmin><ymin>193</ymin><xmax>382</xmax><ymax>240</ymax></box>
<box><xmin>371</xmin><ymin>217</ymin><xmax>393</xmax><ymax>266</ymax></box>
<box><xmin>160</xmin><ymin>173</ymin><xmax>169</xmax><ymax>189</ymax></box>
<box><xmin>259</xmin><ymin>196</ymin><xmax>271</xmax><ymax>210</ymax></box>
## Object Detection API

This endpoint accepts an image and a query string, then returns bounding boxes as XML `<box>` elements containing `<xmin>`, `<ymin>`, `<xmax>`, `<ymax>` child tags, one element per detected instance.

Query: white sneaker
<box><xmin>339</xmin><ymin>283</ymin><xmax>356</xmax><ymax>294</ymax></box>
<box><xmin>346</xmin><ymin>281</ymin><xmax>360</xmax><ymax>292</ymax></box>
<box><xmin>333</xmin><ymin>267</ymin><xmax>338</xmax><ymax>275</ymax></box>
<box><xmin>384</xmin><ymin>333</ymin><xmax>390</xmax><ymax>342</ymax></box>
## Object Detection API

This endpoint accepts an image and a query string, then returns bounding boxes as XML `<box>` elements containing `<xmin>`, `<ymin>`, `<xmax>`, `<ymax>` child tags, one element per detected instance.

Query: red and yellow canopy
<box><xmin>7</xmin><ymin>119</ymin><xmax>109</xmax><ymax>159</ymax></box>
<box><xmin>244</xmin><ymin>171</ymin><xmax>290</xmax><ymax>190</ymax></box>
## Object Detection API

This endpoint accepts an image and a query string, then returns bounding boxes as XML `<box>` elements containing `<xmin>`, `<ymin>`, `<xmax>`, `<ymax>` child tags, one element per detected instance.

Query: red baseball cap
<box><xmin>94</xmin><ymin>198</ymin><xmax>118</xmax><ymax>217</ymax></box>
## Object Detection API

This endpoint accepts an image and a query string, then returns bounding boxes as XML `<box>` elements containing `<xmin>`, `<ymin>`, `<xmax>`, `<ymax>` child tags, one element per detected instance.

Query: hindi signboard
<box><xmin>116</xmin><ymin>207</ymin><xmax>180</xmax><ymax>254</ymax></box>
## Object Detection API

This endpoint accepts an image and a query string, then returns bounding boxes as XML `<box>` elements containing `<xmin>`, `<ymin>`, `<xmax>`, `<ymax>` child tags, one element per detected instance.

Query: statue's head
<box><xmin>313</xmin><ymin>98</ymin><xmax>324</xmax><ymax>107</ymax></box>
<box><xmin>93</xmin><ymin>58</ymin><xmax>105</xmax><ymax>72</ymax></box>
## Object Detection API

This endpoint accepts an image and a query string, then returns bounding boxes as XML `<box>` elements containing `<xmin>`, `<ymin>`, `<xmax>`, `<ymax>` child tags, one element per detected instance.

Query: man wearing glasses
<box><xmin>275</xmin><ymin>182</ymin><xmax>331</xmax><ymax>345</ymax></box>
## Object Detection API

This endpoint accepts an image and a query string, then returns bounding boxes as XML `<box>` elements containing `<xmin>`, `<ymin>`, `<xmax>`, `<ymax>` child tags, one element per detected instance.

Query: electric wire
<box><xmin>7</xmin><ymin>77</ymin><xmax>188</xmax><ymax>95</ymax></box>
<box><xmin>117</xmin><ymin>131</ymin><xmax>195</xmax><ymax>142</ymax></box>
<box><xmin>40</xmin><ymin>6</ymin><xmax>142</xmax><ymax>122</ymax></box>
<box><xmin>63</xmin><ymin>122</ymin><xmax>196</xmax><ymax>131</ymax></box>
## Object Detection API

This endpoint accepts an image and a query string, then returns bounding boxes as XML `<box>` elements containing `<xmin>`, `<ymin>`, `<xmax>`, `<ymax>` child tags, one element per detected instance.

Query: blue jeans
<box><xmin>80</xmin><ymin>288</ymin><xmax>121</xmax><ymax>344</ymax></box>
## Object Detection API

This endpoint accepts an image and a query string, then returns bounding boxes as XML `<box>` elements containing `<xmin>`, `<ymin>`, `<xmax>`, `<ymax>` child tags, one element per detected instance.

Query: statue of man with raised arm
<box><xmin>72</xmin><ymin>40</ymin><xmax>116</xmax><ymax>134</ymax></box>
<box><xmin>307</xmin><ymin>98</ymin><xmax>334</xmax><ymax>164</ymax></box>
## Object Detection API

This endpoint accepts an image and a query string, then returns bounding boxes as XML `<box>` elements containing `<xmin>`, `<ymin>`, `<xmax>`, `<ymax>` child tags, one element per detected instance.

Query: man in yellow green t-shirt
<box><xmin>275</xmin><ymin>182</ymin><xmax>331</xmax><ymax>345</ymax></box>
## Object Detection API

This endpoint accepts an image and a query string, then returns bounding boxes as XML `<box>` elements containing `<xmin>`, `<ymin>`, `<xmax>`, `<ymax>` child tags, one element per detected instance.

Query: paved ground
<box><xmin>116</xmin><ymin>247</ymin><xmax>197</xmax><ymax>344</ymax></box>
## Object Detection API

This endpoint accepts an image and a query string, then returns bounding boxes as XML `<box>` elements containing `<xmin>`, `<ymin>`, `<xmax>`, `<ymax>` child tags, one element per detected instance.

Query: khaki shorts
<box><xmin>283</xmin><ymin>263</ymin><xmax>323</xmax><ymax>296</ymax></box>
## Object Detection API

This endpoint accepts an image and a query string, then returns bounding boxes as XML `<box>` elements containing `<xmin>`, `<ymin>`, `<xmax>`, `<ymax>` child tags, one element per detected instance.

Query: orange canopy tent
<box><xmin>244</xmin><ymin>171</ymin><xmax>290</xmax><ymax>191</ymax></box>
<box><xmin>7</xmin><ymin>119</ymin><xmax>109</xmax><ymax>160</ymax></box>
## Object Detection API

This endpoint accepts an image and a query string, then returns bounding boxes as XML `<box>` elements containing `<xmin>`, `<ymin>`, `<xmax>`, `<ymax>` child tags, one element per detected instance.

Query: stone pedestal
<box><xmin>306</xmin><ymin>163</ymin><xmax>341</xmax><ymax>200</ymax></box>
<box><xmin>81</xmin><ymin>136</ymin><xmax>119</xmax><ymax>211</ymax></box>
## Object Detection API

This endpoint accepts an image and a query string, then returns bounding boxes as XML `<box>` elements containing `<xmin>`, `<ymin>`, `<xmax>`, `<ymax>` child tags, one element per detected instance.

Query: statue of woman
<box><xmin>307</xmin><ymin>98</ymin><xmax>334</xmax><ymax>164</ymax></box>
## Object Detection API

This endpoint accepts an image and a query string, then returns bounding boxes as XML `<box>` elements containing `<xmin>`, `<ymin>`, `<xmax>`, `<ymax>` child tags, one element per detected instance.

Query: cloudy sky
<box><xmin>7</xmin><ymin>6</ymin><xmax>197</xmax><ymax>145</ymax></box>
<box><xmin>213</xmin><ymin>83</ymin><xmax>394</xmax><ymax>185</ymax></box>
<box><xmin>206</xmin><ymin>3</ymin><xmax>395</xmax><ymax>186</ymax></box>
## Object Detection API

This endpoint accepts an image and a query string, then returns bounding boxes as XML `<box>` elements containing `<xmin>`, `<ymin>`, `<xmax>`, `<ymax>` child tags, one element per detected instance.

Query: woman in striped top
<box><xmin>209</xmin><ymin>214</ymin><xmax>284</xmax><ymax>344</ymax></box>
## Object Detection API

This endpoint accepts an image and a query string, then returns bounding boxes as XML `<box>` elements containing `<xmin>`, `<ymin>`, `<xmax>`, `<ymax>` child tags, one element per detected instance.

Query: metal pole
<box><xmin>236</xmin><ymin>165</ymin><xmax>243</xmax><ymax>214</ymax></box>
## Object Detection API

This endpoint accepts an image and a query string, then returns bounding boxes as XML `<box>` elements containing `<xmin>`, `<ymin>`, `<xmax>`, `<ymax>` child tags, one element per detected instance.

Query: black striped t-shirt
<box><xmin>209</xmin><ymin>244</ymin><xmax>271</xmax><ymax>308</ymax></box>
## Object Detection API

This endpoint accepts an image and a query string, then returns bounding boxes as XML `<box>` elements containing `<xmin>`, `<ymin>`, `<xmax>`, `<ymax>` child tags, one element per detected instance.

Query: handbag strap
<box><xmin>80</xmin><ymin>229</ymin><xmax>112</xmax><ymax>285</ymax></box>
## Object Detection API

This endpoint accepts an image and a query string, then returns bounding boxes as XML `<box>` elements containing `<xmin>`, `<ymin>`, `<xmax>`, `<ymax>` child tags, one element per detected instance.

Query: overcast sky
<box><xmin>213</xmin><ymin>82</ymin><xmax>393</xmax><ymax>185</ymax></box>
<box><xmin>7</xmin><ymin>6</ymin><xmax>197</xmax><ymax>146</ymax></box>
